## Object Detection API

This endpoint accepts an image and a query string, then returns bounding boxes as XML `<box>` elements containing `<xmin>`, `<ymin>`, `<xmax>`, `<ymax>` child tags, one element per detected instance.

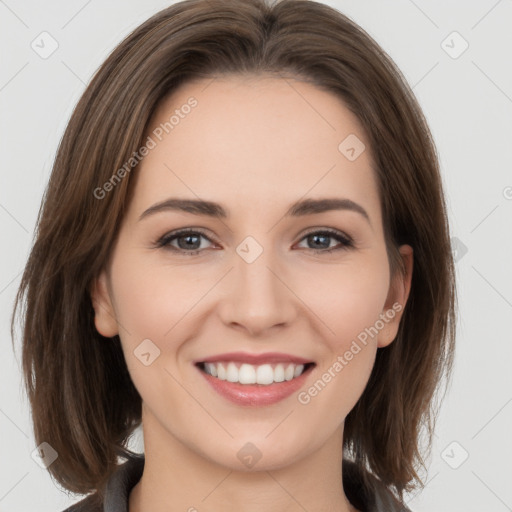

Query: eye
<box><xmin>155</xmin><ymin>227</ymin><xmax>354</xmax><ymax>255</ymax></box>
<box><xmin>295</xmin><ymin>229</ymin><xmax>354</xmax><ymax>253</ymax></box>
<box><xmin>155</xmin><ymin>229</ymin><xmax>216</xmax><ymax>255</ymax></box>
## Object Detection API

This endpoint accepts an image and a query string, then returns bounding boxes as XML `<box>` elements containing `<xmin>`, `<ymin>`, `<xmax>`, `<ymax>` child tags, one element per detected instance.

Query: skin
<box><xmin>91</xmin><ymin>74</ymin><xmax>413</xmax><ymax>512</ymax></box>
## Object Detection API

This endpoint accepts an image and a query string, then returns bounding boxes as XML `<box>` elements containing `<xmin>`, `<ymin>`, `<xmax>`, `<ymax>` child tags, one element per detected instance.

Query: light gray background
<box><xmin>1</xmin><ymin>1</ymin><xmax>511</xmax><ymax>511</ymax></box>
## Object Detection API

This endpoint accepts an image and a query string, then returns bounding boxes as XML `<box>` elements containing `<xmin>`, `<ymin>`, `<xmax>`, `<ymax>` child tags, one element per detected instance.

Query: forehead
<box><xmin>129</xmin><ymin>75</ymin><xmax>380</xmax><ymax>224</ymax></box>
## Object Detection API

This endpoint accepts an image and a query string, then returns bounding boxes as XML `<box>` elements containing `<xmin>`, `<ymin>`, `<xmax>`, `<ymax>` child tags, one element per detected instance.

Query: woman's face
<box><xmin>92</xmin><ymin>75</ymin><xmax>412</xmax><ymax>471</ymax></box>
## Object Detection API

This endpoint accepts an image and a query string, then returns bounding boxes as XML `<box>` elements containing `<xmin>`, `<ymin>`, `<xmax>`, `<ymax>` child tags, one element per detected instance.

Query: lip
<box><xmin>195</xmin><ymin>353</ymin><xmax>315</xmax><ymax>407</ymax></box>
<box><xmin>196</xmin><ymin>351</ymin><xmax>313</xmax><ymax>365</ymax></box>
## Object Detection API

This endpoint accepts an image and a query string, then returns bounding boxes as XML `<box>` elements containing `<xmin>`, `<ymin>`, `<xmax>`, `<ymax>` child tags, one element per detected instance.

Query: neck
<box><xmin>128</xmin><ymin>408</ymin><xmax>359</xmax><ymax>512</ymax></box>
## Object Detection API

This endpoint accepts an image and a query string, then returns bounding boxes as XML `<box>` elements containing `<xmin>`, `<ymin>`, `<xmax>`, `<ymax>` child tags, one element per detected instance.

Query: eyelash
<box><xmin>154</xmin><ymin>228</ymin><xmax>354</xmax><ymax>255</ymax></box>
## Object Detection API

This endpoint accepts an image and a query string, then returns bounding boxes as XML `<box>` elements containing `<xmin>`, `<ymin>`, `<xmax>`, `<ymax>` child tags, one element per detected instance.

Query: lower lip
<box><xmin>198</xmin><ymin>365</ymin><xmax>314</xmax><ymax>406</ymax></box>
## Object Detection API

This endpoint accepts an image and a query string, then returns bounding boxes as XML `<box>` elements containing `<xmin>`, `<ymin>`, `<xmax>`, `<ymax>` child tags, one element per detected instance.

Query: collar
<box><xmin>65</xmin><ymin>453</ymin><xmax>412</xmax><ymax>512</ymax></box>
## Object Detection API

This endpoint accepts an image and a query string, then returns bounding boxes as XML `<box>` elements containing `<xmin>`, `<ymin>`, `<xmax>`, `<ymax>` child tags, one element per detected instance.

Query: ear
<box><xmin>377</xmin><ymin>244</ymin><xmax>413</xmax><ymax>348</ymax></box>
<box><xmin>90</xmin><ymin>269</ymin><xmax>119</xmax><ymax>337</ymax></box>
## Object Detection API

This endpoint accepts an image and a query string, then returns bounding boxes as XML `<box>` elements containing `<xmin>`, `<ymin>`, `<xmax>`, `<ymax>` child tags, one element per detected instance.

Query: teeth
<box><xmin>202</xmin><ymin>361</ymin><xmax>306</xmax><ymax>385</ymax></box>
<box><xmin>226</xmin><ymin>362</ymin><xmax>238</xmax><ymax>383</ymax></box>
<box><xmin>284</xmin><ymin>364</ymin><xmax>295</xmax><ymax>381</ymax></box>
<box><xmin>274</xmin><ymin>364</ymin><xmax>285</xmax><ymax>382</ymax></box>
<box><xmin>205</xmin><ymin>362</ymin><xmax>217</xmax><ymax>377</ymax></box>
<box><xmin>256</xmin><ymin>364</ymin><xmax>273</xmax><ymax>385</ymax></box>
<box><xmin>217</xmin><ymin>363</ymin><xmax>227</xmax><ymax>380</ymax></box>
<box><xmin>239</xmin><ymin>363</ymin><xmax>256</xmax><ymax>384</ymax></box>
<box><xmin>293</xmin><ymin>365</ymin><xmax>303</xmax><ymax>378</ymax></box>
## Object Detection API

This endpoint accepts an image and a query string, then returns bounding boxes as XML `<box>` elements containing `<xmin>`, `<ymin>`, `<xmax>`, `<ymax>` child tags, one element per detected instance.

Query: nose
<box><xmin>217</xmin><ymin>246</ymin><xmax>297</xmax><ymax>337</ymax></box>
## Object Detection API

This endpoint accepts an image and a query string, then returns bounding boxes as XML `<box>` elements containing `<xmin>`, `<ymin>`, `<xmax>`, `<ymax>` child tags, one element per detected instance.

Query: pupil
<box><xmin>311</xmin><ymin>234</ymin><xmax>328</xmax><ymax>249</ymax></box>
<box><xmin>180</xmin><ymin>234</ymin><xmax>199</xmax><ymax>250</ymax></box>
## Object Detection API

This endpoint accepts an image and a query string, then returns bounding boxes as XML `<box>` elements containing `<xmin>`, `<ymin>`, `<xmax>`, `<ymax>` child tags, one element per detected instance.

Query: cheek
<box><xmin>294</xmin><ymin>256</ymin><xmax>388</xmax><ymax>413</ymax></box>
<box><xmin>111</xmin><ymin>253</ymin><xmax>201</xmax><ymax>344</ymax></box>
<box><xmin>295</xmin><ymin>343</ymin><xmax>377</xmax><ymax>436</ymax></box>
<box><xmin>109</xmin><ymin>253</ymin><xmax>211</xmax><ymax>401</ymax></box>
<box><xmin>109</xmin><ymin>257</ymin><xmax>194</xmax><ymax>420</ymax></box>
<box><xmin>111</xmin><ymin>243</ymin><xmax>389</xmax><ymax>386</ymax></box>
<box><xmin>111</xmin><ymin>247</ymin><xmax>390</xmax><ymax>367</ymax></box>
<box><xmin>299</xmin><ymin>255</ymin><xmax>390</xmax><ymax>345</ymax></box>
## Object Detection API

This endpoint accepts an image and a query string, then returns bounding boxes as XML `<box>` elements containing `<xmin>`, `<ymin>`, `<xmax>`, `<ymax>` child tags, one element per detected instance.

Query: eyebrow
<box><xmin>138</xmin><ymin>197</ymin><xmax>371</xmax><ymax>224</ymax></box>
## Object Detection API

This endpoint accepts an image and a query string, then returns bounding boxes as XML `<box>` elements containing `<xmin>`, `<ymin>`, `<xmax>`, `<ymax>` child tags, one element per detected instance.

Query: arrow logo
<box><xmin>441</xmin><ymin>441</ymin><xmax>469</xmax><ymax>469</ymax></box>
<box><xmin>237</xmin><ymin>442</ymin><xmax>262</xmax><ymax>468</ymax></box>
<box><xmin>236</xmin><ymin>236</ymin><xmax>263</xmax><ymax>263</ymax></box>
<box><xmin>31</xmin><ymin>442</ymin><xmax>58</xmax><ymax>468</ymax></box>
<box><xmin>338</xmin><ymin>134</ymin><xmax>365</xmax><ymax>161</ymax></box>
<box><xmin>134</xmin><ymin>339</ymin><xmax>161</xmax><ymax>366</ymax></box>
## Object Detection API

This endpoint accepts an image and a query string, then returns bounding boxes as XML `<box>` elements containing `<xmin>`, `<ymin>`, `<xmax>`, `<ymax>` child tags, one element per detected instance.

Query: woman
<box><xmin>11</xmin><ymin>0</ymin><xmax>456</xmax><ymax>510</ymax></box>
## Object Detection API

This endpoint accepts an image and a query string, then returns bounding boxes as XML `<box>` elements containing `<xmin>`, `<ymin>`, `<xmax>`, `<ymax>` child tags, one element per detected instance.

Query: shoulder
<box><xmin>60</xmin><ymin>493</ymin><xmax>102</xmax><ymax>512</ymax></box>
<box><xmin>59</xmin><ymin>452</ymin><xmax>144</xmax><ymax>512</ymax></box>
<box><xmin>343</xmin><ymin>459</ymin><xmax>413</xmax><ymax>512</ymax></box>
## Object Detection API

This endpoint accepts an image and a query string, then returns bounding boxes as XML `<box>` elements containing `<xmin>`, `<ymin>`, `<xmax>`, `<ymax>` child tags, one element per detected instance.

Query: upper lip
<box><xmin>196</xmin><ymin>352</ymin><xmax>313</xmax><ymax>365</ymax></box>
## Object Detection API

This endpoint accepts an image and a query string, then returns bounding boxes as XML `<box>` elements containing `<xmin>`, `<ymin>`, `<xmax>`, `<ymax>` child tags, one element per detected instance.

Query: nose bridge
<box><xmin>220</xmin><ymin>236</ymin><xmax>295</xmax><ymax>334</ymax></box>
<box><xmin>237</xmin><ymin>238</ymin><xmax>284</xmax><ymax>307</ymax></box>
<box><xmin>238</xmin><ymin>245</ymin><xmax>279</xmax><ymax>298</ymax></box>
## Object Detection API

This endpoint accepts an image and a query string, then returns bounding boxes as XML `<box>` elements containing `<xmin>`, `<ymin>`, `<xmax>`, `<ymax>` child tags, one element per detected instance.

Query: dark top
<box><xmin>62</xmin><ymin>454</ymin><xmax>412</xmax><ymax>512</ymax></box>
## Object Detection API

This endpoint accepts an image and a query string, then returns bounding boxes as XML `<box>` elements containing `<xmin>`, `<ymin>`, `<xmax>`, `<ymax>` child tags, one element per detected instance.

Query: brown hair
<box><xmin>11</xmin><ymin>0</ymin><xmax>456</xmax><ymax>503</ymax></box>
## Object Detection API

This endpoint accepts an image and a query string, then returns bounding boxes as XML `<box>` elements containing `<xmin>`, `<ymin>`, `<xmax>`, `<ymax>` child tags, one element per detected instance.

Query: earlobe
<box><xmin>377</xmin><ymin>244</ymin><xmax>414</xmax><ymax>348</ymax></box>
<box><xmin>90</xmin><ymin>270</ymin><xmax>119</xmax><ymax>338</ymax></box>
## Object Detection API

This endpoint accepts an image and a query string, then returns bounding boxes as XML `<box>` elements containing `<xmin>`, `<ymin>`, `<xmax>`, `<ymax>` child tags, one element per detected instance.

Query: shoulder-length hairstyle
<box><xmin>12</xmin><ymin>0</ymin><xmax>456</xmax><ymax>503</ymax></box>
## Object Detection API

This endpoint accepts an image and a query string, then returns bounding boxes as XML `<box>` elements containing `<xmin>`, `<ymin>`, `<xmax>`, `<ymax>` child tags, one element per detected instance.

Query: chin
<box><xmin>194</xmin><ymin>435</ymin><xmax>313</xmax><ymax>473</ymax></box>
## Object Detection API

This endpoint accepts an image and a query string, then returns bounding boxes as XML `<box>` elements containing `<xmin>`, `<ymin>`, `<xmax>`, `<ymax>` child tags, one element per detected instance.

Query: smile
<box><xmin>199</xmin><ymin>361</ymin><xmax>313</xmax><ymax>385</ymax></box>
<box><xmin>195</xmin><ymin>352</ymin><xmax>316</xmax><ymax>406</ymax></box>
